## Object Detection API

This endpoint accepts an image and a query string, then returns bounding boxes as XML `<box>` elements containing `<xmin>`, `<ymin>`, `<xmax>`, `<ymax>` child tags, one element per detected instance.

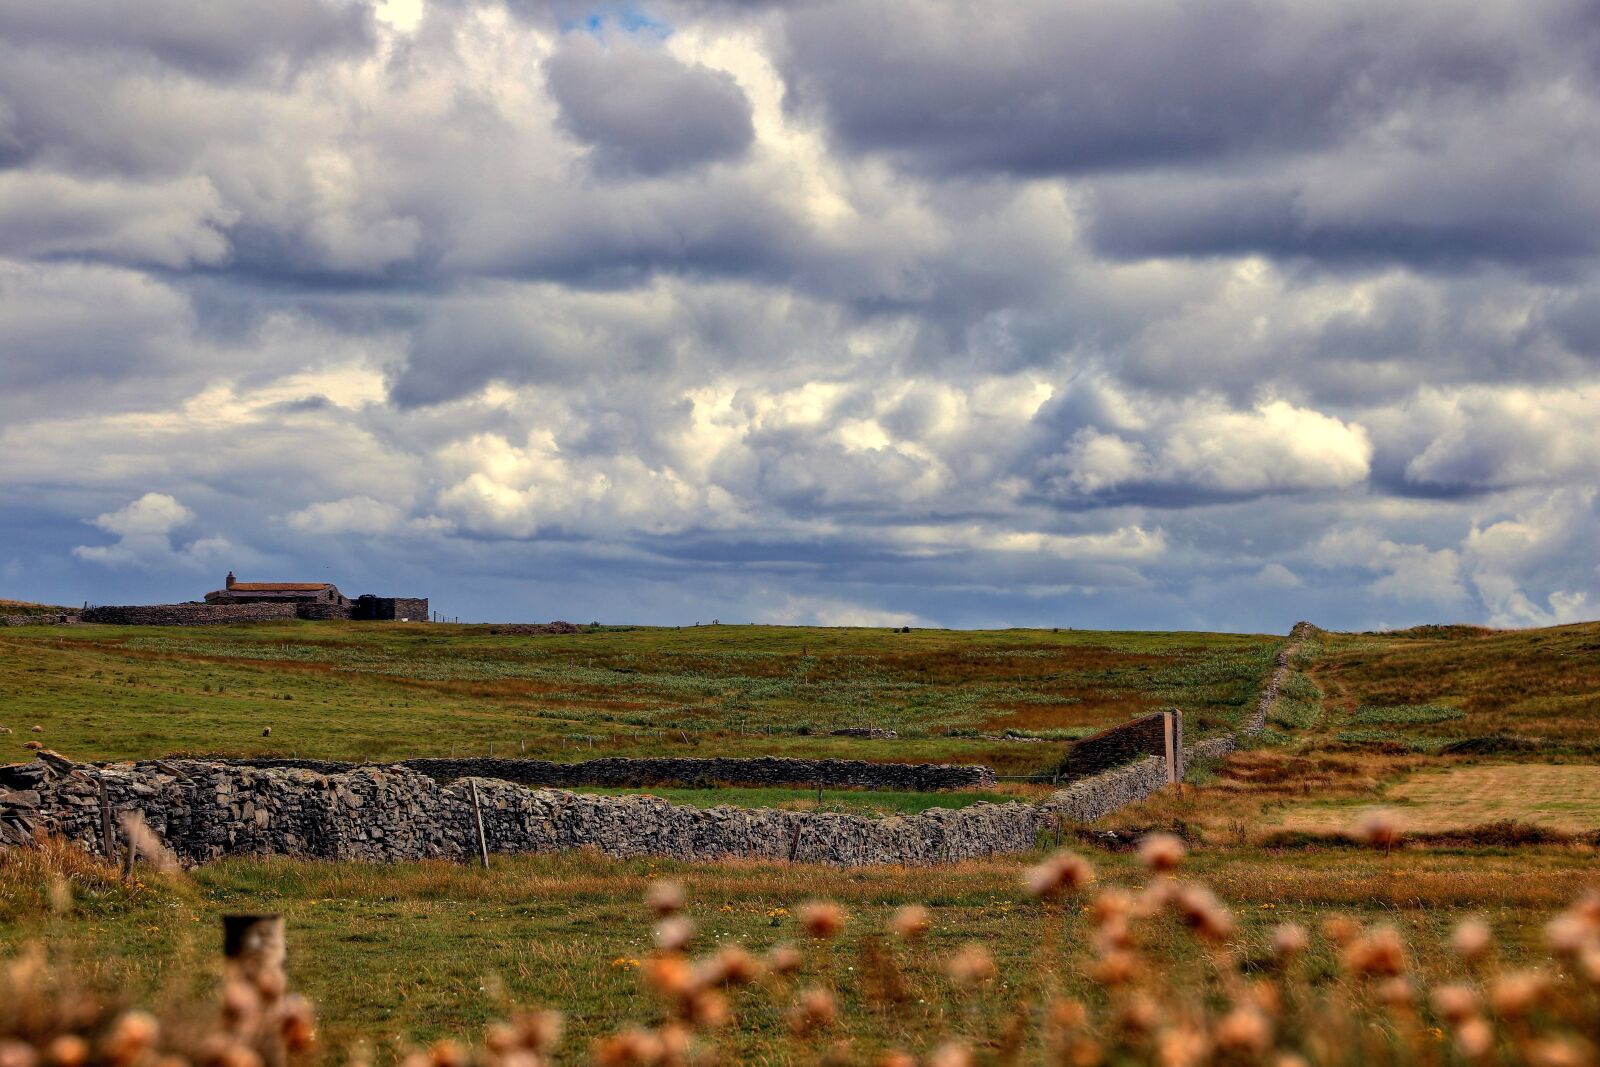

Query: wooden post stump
<box><xmin>96</xmin><ymin>775</ymin><xmax>117</xmax><ymax>865</ymax></box>
<box><xmin>468</xmin><ymin>779</ymin><xmax>490</xmax><ymax>869</ymax></box>
<box><xmin>1162</xmin><ymin>710</ymin><xmax>1179</xmax><ymax>785</ymax></box>
<box><xmin>223</xmin><ymin>914</ymin><xmax>286</xmax><ymax>983</ymax></box>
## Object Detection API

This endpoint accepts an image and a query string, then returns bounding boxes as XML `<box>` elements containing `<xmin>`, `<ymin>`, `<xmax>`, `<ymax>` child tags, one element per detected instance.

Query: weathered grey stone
<box><xmin>81</xmin><ymin>603</ymin><xmax>301</xmax><ymax>626</ymax></box>
<box><xmin>215</xmin><ymin>755</ymin><xmax>998</xmax><ymax>792</ymax></box>
<box><xmin>0</xmin><ymin>753</ymin><xmax>1175</xmax><ymax>867</ymax></box>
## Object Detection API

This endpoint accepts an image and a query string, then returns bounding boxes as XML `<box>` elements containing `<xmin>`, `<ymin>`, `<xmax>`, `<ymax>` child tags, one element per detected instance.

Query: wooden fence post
<box><xmin>1174</xmin><ymin>709</ymin><xmax>1185</xmax><ymax>794</ymax></box>
<box><xmin>467</xmin><ymin>780</ymin><xmax>490</xmax><ymax>869</ymax></box>
<box><xmin>1162</xmin><ymin>711</ymin><xmax>1178</xmax><ymax>785</ymax></box>
<box><xmin>96</xmin><ymin>774</ymin><xmax>117</xmax><ymax>865</ymax></box>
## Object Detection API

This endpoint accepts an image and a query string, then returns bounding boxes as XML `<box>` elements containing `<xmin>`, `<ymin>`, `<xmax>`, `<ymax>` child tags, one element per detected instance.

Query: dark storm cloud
<box><xmin>457</xmin><ymin>177</ymin><xmax>805</xmax><ymax>287</ymax></box>
<box><xmin>1085</xmin><ymin>158</ymin><xmax>1600</xmax><ymax>269</ymax></box>
<box><xmin>0</xmin><ymin>45</ymin><xmax>223</xmax><ymax>175</ymax></box>
<box><xmin>0</xmin><ymin>0</ymin><xmax>373</xmax><ymax>78</ymax></box>
<box><xmin>390</xmin><ymin>288</ymin><xmax>678</xmax><ymax>406</ymax></box>
<box><xmin>1534</xmin><ymin>287</ymin><xmax>1600</xmax><ymax>359</ymax></box>
<box><xmin>0</xmin><ymin>172</ymin><xmax>235</xmax><ymax>269</ymax></box>
<box><xmin>774</xmin><ymin>0</ymin><xmax>1600</xmax><ymax>272</ymax></box>
<box><xmin>545</xmin><ymin>34</ymin><xmax>754</xmax><ymax>176</ymax></box>
<box><xmin>776</xmin><ymin>0</ymin><xmax>1531</xmax><ymax>176</ymax></box>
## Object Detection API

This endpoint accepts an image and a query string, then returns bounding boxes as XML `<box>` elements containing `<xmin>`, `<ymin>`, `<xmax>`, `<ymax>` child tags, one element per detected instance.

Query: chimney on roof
<box><xmin>226</xmin><ymin>571</ymin><xmax>236</xmax><ymax>589</ymax></box>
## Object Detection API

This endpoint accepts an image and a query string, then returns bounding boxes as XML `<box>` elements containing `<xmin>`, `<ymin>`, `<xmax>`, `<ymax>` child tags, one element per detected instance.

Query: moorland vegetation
<box><xmin>1</xmin><ymin>612</ymin><xmax>1598</xmax><ymax>1061</ymax></box>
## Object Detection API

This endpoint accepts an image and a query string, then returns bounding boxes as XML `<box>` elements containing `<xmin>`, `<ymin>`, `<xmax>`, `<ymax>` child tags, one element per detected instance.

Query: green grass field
<box><xmin>4</xmin><ymin>612</ymin><xmax>1600</xmax><ymax>1062</ymax></box>
<box><xmin>4</xmin><ymin>840</ymin><xmax>1595</xmax><ymax>1063</ymax></box>
<box><xmin>0</xmin><ymin>618</ymin><xmax>1279</xmax><ymax>775</ymax></box>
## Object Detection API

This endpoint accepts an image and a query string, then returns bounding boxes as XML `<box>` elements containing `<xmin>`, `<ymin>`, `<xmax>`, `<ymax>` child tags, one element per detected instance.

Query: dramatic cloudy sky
<box><xmin>3</xmin><ymin>0</ymin><xmax>1598</xmax><ymax>631</ymax></box>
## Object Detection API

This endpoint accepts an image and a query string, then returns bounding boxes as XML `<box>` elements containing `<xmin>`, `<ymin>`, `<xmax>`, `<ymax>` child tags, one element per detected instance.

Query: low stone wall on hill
<box><xmin>1041</xmin><ymin>756</ymin><xmax>1171</xmax><ymax>823</ymax></box>
<box><xmin>0</xmin><ymin>755</ymin><xmax>1069</xmax><ymax>866</ymax></box>
<box><xmin>1052</xmin><ymin>711</ymin><xmax>1181</xmax><ymax>782</ymax></box>
<box><xmin>215</xmin><ymin>755</ymin><xmax>996</xmax><ymax>792</ymax></box>
<box><xmin>81</xmin><ymin>603</ymin><xmax>300</xmax><ymax>626</ymax></box>
<box><xmin>0</xmin><ymin>613</ymin><xmax>79</xmax><ymax>626</ymax></box>
<box><xmin>1182</xmin><ymin>621</ymin><xmax>1318</xmax><ymax>766</ymax></box>
<box><xmin>76</xmin><ymin>601</ymin><xmax>427</xmax><ymax>625</ymax></box>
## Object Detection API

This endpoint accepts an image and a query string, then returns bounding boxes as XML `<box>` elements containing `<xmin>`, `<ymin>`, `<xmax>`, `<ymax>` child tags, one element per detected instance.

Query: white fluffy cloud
<box><xmin>1462</xmin><ymin>489</ymin><xmax>1598</xmax><ymax>626</ymax></box>
<box><xmin>1402</xmin><ymin>385</ymin><xmax>1600</xmax><ymax>491</ymax></box>
<box><xmin>73</xmin><ymin>493</ymin><xmax>231</xmax><ymax>569</ymax></box>
<box><xmin>1314</xmin><ymin>526</ymin><xmax>1469</xmax><ymax>606</ymax></box>
<box><xmin>0</xmin><ymin>0</ymin><xmax>1596</xmax><ymax>629</ymax></box>
<box><xmin>1163</xmin><ymin>401</ymin><xmax>1372</xmax><ymax>493</ymax></box>
<box><xmin>768</xmin><ymin>594</ymin><xmax>931</xmax><ymax>629</ymax></box>
<box><xmin>1041</xmin><ymin>395</ymin><xmax>1372</xmax><ymax>500</ymax></box>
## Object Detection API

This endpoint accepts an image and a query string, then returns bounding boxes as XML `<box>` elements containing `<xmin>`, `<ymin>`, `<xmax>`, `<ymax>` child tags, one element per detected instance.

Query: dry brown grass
<box><xmin>1093</xmin><ymin>748</ymin><xmax>1426</xmax><ymax>843</ymax></box>
<box><xmin>1275</xmin><ymin>764</ymin><xmax>1600</xmax><ymax>834</ymax></box>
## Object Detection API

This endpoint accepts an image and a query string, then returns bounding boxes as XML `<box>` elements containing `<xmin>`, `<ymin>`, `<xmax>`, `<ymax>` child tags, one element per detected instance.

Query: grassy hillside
<box><xmin>0</xmin><ymin>620</ymin><xmax>1278</xmax><ymax>774</ymax></box>
<box><xmin>1308</xmin><ymin>620</ymin><xmax>1600</xmax><ymax>750</ymax></box>
<box><xmin>1155</xmin><ymin>619</ymin><xmax>1600</xmax><ymax>839</ymax></box>
<box><xmin>0</xmin><ymin>598</ymin><xmax>73</xmax><ymax>617</ymax></box>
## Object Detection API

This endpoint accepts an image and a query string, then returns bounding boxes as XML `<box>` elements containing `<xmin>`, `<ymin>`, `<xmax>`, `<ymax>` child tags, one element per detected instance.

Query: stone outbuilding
<box><xmin>204</xmin><ymin>572</ymin><xmax>348</xmax><ymax>610</ymax></box>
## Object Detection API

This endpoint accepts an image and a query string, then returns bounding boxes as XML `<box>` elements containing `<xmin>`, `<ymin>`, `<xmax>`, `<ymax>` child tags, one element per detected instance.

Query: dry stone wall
<box><xmin>389</xmin><ymin>598</ymin><xmax>429</xmax><ymax>622</ymax></box>
<box><xmin>0</xmin><ymin>755</ymin><xmax>1044</xmax><ymax>866</ymax></box>
<box><xmin>216</xmin><ymin>755</ymin><xmax>995</xmax><ymax>791</ymax></box>
<box><xmin>1041</xmin><ymin>756</ymin><xmax>1171</xmax><ymax>823</ymax></box>
<box><xmin>1051</xmin><ymin>712</ymin><xmax>1179</xmax><ymax>781</ymax></box>
<box><xmin>79</xmin><ymin>600</ymin><xmax>431</xmax><ymax>625</ymax></box>
<box><xmin>1049</xmin><ymin>622</ymin><xmax>1315</xmax><ymax>781</ymax></box>
<box><xmin>81</xmin><ymin>603</ymin><xmax>300</xmax><ymax>626</ymax></box>
<box><xmin>293</xmin><ymin>603</ymin><xmax>350</xmax><ymax>621</ymax></box>
<box><xmin>1183</xmin><ymin>621</ymin><xmax>1317</xmax><ymax>765</ymax></box>
<box><xmin>0</xmin><ymin>751</ymin><xmax>1189</xmax><ymax>867</ymax></box>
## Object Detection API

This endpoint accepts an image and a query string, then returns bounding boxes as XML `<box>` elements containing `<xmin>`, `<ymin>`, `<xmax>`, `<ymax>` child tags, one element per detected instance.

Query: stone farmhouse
<box><xmin>205</xmin><ymin>573</ymin><xmax>347</xmax><ymax>609</ymax></box>
<box><xmin>206</xmin><ymin>573</ymin><xmax>428</xmax><ymax>622</ymax></box>
<box><xmin>74</xmin><ymin>574</ymin><xmax>428</xmax><ymax>626</ymax></box>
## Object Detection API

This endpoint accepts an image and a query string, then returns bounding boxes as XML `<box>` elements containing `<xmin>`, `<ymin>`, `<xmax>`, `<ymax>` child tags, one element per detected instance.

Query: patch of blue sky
<box><xmin>567</xmin><ymin>4</ymin><xmax>672</xmax><ymax>40</ymax></box>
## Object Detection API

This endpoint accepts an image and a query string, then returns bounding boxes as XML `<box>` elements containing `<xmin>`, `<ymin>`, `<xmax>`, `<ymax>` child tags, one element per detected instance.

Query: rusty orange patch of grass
<box><xmin>1275</xmin><ymin>762</ymin><xmax>1600</xmax><ymax>834</ymax></box>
